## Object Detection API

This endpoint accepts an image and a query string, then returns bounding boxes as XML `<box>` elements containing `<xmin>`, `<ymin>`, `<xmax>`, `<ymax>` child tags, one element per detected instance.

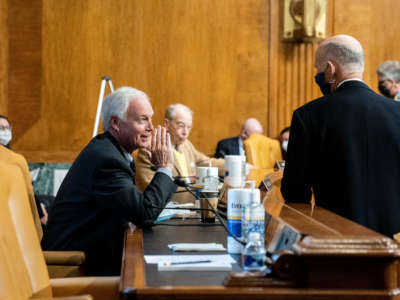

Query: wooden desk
<box><xmin>120</xmin><ymin>203</ymin><xmax>400</xmax><ymax>300</ymax></box>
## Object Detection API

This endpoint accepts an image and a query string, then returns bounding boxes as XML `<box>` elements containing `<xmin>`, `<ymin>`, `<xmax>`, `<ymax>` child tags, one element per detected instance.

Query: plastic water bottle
<box><xmin>242</xmin><ymin>232</ymin><xmax>266</xmax><ymax>272</ymax></box>
<box><xmin>243</xmin><ymin>184</ymin><xmax>264</xmax><ymax>244</ymax></box>
<box><xmin>241</xmin><ymin>181</ymin><xmax>258</xmax><ymax>242</ymax></box>
<box><xmin>227</xmin><ymin>188</ymin><xmax>251</xmax><ymax>254</ymax></box>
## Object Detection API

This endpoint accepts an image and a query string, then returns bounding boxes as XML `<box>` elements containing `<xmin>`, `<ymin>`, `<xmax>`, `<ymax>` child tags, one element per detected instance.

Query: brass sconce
<box><xmin>283</xmin><ymin>0</ymin><xmax>327</xmax><ymax>43</ymax></box>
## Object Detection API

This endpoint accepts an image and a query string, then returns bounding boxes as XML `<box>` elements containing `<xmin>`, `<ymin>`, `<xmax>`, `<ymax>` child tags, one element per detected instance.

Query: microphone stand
<box><xmin>92</xmin><ymin>76</ymin><xmax>114</xmax><ymax>138</ymax></box>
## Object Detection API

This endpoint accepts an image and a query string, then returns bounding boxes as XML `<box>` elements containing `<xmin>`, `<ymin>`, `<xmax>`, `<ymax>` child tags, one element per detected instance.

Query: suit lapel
<box><xmin>103</xmin><ymin>131</ymin><xmax>135</xmax><ymax>178</ymax></box>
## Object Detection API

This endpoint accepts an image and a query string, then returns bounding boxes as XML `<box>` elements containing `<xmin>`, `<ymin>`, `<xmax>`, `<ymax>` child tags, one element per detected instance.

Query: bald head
<box><xmin>315</xmin><ymin>34</ymin><xmax>364</xmax><ymax>75</ymax></box>
<box><xmin>239</xmin><ymin>118</ymin><xmax>263</xmax><ymax>140</ymax></box>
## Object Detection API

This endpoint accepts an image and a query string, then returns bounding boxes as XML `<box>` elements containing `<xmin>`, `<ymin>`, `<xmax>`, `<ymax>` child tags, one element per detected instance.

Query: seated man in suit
<box><xmin>214</xmin><ymin>118</ymin><xmax>263</xmax><ymax>158</ymax></box>
<box><xmin>136</xmin><ymin>103</ymin><xmax>224</xmax><ymax>203</ymax></box>
<box><xmin>43</xmin><ymin>87</ymin><xmax>177</xmax><ymax>276</ymax></box>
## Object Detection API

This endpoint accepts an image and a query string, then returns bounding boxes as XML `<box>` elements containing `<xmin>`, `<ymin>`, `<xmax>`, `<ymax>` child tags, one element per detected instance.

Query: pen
<box><xmin>167</xmin><ymin>259</ymin><xmax>212</xmax><ymax>265</ymax></box>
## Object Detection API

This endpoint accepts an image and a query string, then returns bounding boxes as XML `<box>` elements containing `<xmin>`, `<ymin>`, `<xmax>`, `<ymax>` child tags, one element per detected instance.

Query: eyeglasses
<box><xmin>378</xmin><ymin>80</ymin><xmax>389</xmax><ymax>85</ymax></box>
<box><xmin>0</xmin><ymin>125</ymin><xmax>11</xmax><ymax>130</ymax></box>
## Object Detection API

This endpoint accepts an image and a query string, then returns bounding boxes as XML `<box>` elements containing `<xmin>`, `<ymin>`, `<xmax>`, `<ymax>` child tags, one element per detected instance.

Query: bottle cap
<box><xmin>249</xmin><ymin>181</ymin><xmax>260</xmax><ymax>204</ymax></box>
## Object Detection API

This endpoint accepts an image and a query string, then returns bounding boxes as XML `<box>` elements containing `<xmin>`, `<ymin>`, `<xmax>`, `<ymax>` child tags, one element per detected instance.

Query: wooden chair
<box><xmin>260</xmin><ymin>170</ymin><xmax>285</xmax><ymax>218</ymax></box>
<box><xmin>0</xmin><ymin>148</ymin><xmax>87</xmax><ymax>278</ymax></box>
<box><xmin>394</xmin><ymin>233</ymin><xmax>400</xmax><ymax>244</ymax></box>
<box><xmin>0</xmin><ymin>145</ymin><xmax>43</xmax><ymax>240</ymax></box>
<box><xmin>0</xmin><ymin>161</ymin><xmax>120</xmax><ymax>299</ymax></box>
<box><xmin>244</xmin><ymin>133</ymin><xmax>282</xmax><ymax>186</ymax></box>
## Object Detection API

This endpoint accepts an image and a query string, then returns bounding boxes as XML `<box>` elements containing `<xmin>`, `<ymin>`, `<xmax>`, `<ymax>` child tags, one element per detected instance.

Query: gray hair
<box><xmin>376</xmin><ymin>60</ymin><xmax>400</xmax><ymax>82</ymax></box>
<box><xmin>319</xmin><ymin>40</ymin><xmax>364</xmax><ymax>74</ymax></box>
<box><xmin>101</xmin><ymin>86</ymin><xmax>149</xmax><ymax>131</ymax></box>
<box><xmin>165</xmin><ymin>104</ymin><xmax>193</xmax><ymax>120</ymax></box>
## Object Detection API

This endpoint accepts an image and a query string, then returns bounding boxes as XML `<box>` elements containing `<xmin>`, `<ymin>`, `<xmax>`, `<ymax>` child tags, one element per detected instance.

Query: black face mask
<box><xmin>315</xmin><ymin>72</ymin><xmax>331</xmax><ymax>95</ymax></box>
<box><xmin>378</xmin><ymin>83</ymin><xmax>392</xmax><ymax>98</ymax></box>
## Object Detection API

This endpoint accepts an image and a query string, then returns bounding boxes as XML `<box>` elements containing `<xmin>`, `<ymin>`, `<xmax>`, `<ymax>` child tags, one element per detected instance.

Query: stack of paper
<box><xmin>155</xmin><ymin>202</ymin><xmax>195</xmax><ymax>223</ymax></box>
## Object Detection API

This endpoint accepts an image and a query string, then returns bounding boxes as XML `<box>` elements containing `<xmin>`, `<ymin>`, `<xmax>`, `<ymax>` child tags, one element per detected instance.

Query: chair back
<box><xmin>0</xmin><ymin>161</ymin><xmax>52</xmax><ymax>298</ymax></box>
<box><xmin>0</xmin><ymin>162</ymin><xmax>36</xmax><ymax>299</ymax></box>
<box><xmin>261</xmin><ymin>170</ymin><xmax>285</xmax><ymax>217</ymax></box>
<box><xmin>0</xmin><ymin>146</ymin><xmax>43</xmax><ymax>240</ymax></box>
<box><xmin>244</xmin><ymin>133</ymin><xmax>282</xmax><ymax>185</ymax></box>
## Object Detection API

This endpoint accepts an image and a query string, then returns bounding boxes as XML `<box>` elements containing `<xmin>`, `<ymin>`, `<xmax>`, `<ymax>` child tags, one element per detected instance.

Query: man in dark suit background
<box><xmin>281</xmin><ymin>34</ymin><xmax>400</xmax><ymax>238</ymax></box>
<box><xmin>43</xmin><ymin>87</ymin><xmax>177</xmax><ymax>275</ymax></box>
<box><xmin>214</xmin><ymin>118</ymin><xmax>263</xmax><ymax>158</ymax></box>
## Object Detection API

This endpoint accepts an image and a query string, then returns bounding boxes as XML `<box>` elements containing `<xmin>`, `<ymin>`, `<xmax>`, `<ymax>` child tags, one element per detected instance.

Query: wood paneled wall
<box><xmin>0</xmin><ymin>0</ymin><xmax>7</xmax><ymax>114</ymax></box>
<box><xmin>3</xmin><ymin>0</ymin><xmax>400</xmax><ymax>162</ymax></box>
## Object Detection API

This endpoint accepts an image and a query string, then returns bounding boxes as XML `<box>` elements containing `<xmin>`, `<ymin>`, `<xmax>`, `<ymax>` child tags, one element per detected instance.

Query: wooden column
<box><xmin>0</xmin><ymin>0</ymin><xmax>8</xmax><ymax>115</ymax></box>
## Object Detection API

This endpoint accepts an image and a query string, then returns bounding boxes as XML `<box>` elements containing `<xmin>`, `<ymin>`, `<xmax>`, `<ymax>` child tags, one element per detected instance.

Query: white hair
<box><xmin>319</xmin><ymin>35</ymin><xmax>364</xmax><ymax>74</ymax></box>
<box><xmin>165</xmin><ymin>104</ymin><xmax>193</xmax><ymax>120</ymax></box>
<box><xmin>377</xmin><ymin>60</ymin><xmax>400</xmax><ymax>82</ymax></box>
<box><xmin>101</xmin><ymin>86</ymin><xmax>149</xmax><ymax>131</ymax></box>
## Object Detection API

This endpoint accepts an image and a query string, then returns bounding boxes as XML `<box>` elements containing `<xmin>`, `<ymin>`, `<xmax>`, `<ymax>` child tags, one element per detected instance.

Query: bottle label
<box><xmin>244</xmin><ymin>206</ymin><xmax>265</xmax><ymax>243</ymax></box>
<box><xmin>247</xmin><ymin>220</ymin><xmax>265</xmax><ymax>243</ymax></box>
<box><xmin>227</xmin><ymin>218</ymin><xmax>242</xmax><ymax>254</ymax></box>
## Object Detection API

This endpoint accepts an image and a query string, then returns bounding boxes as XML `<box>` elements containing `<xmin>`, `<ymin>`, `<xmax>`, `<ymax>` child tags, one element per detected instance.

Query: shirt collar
<box><xmin>121</xmin><ymin>147</ymin><xmax>133</xmax><ymax>162</ymax></box>
<box><xmin>395</xmin><ymin>90</ymin><xmax>400</xmax><ymax>101</ymax></box>
<box><xmin>337</xmin><ymin>78</ymin><xmax>364</xmax><ymax>89</ymax></box>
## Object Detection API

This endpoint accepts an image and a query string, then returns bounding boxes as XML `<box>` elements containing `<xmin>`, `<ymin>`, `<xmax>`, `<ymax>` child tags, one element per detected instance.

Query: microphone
<box><xmin>150</xmin><ymin>166</ymin><xmax>200</xmax><ymax>188</ymax></box>
<box><xmin>173</xmin><ymin>177</ymin><xmax>190</xmax><ymax>187</ymax></box>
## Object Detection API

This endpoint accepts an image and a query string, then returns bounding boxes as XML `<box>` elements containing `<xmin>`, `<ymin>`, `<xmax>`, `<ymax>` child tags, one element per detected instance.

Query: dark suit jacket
<box><xmin>281</xmin><ymin>80</ymin><xmax>400</xmax><ymax>237</ymax></box>
<box><xmin>42</xmin><ymin>132</ymin><xmax>177</xmax><ymax>275</ymax></box>
<box><xmin>214</xmin><ymin>136</ymin><xmax>240</xmax><ymax>158</ymax></box>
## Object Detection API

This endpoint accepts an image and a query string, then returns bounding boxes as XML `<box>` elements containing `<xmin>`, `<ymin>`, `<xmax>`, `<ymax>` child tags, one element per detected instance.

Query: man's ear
<box><xmin>163</xmin><ymin>118</ymin><xmax>169</xmax><ymax>128</ymax></box>
<box><xmin>110</xmin><ymin>116</ymin><xmax>120</xmax><ymax>132</ymax></box>
<box><xmin>326</xmin><ymin>61</ymin><xmax>336</xmax><ymax>83</ymax></box>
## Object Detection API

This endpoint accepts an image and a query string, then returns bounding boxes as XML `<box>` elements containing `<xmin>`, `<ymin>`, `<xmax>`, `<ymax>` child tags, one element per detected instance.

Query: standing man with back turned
<box><xmin>43</xmin><ymin>87</ymin><xmax>177</xmax><ymax>275</ymax></box>
<box><xmin>281</xmin><ymin>35</ymin><xmax>400</xmax><ymax>237</ymax></box>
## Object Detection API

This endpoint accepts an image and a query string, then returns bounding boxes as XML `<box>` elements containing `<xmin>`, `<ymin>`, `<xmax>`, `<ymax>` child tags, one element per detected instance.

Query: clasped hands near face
<box><xmin>142</xmin><ymin>125</ymin><xmax>174</xmax><ymax>170</ymax></box>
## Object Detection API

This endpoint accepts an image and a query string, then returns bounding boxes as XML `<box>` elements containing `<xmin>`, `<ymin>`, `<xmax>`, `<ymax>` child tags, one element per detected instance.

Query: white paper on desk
<box><xmin>158</xmin><ymin>261</ymin><xmax>232</xmax><ymax>272</ymax></box>
<box><xmin>144</xmin><ymin>254</ymin><xmax>235</xmax><ymax>264</ymax></box>
<box><xmin>156</xmin><ymin>202</ymin><xmax>195</xmax><ymax>222</ymax></box>
<box><xmin>168</xmin><ymin>243</ymin><xmax>226</xmax><ymax>252</ymax></box>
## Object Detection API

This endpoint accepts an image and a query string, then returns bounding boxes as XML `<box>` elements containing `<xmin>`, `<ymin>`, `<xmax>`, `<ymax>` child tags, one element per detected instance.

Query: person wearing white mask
<box><xmin>0</xmin><ymin>114</ymin><xmax>12</xmax><ymax>148</ymax></box>
<box><xmin>279</xmin><ymin>127</ymin><xmax>290</xmax><ymax>160</ymax></box>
